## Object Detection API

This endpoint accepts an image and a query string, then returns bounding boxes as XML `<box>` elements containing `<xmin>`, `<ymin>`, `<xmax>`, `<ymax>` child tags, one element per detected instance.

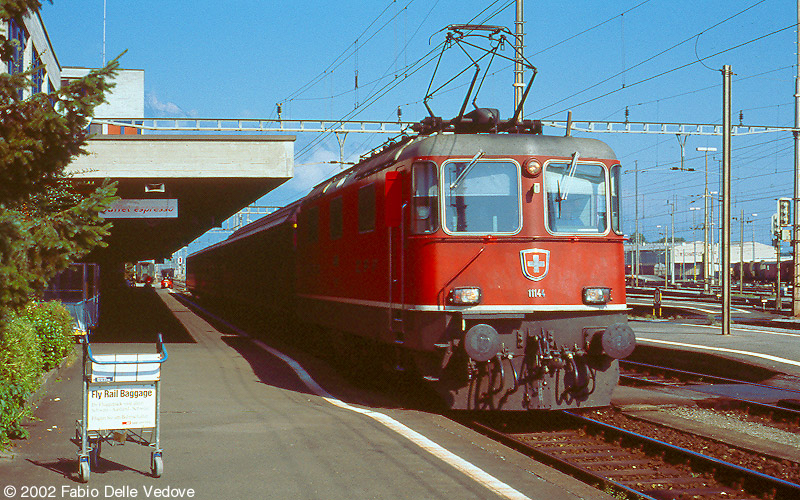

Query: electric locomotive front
<box><xmin>395</xmin><ymin>133</ymin><xmax>635</xmax><ymax>410</ymax></box>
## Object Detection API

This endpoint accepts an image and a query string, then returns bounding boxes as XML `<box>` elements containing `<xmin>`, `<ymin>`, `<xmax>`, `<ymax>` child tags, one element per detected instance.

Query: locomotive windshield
<box><xmin>443</xmin><ymin>160</ymin><xmax>521</xmax><ymax>234</ymax></box>
<box><xmin>545</xmin><ymin>162</ymin><xmax>609</xmax><ymax>234</ymax></box>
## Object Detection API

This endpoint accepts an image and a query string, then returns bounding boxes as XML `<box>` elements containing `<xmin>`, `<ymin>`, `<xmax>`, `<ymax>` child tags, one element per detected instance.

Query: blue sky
<box><xmin>40</xmin><ymin>1</ymin><xmax>800</xmax><ymax>251</ymax></box>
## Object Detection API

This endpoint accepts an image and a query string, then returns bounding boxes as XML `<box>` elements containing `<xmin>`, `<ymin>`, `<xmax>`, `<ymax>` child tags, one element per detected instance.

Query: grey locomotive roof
<box><xmin>397</xmin><ymin>133</ymin><xmax>617</xmax><ymax>161</ymax></box>
<box><xmin>189</xmin><ymin>132</ymin><xmax>619</xmax><ymax>260</ymax></box>
<box><xmin>307</xmin><ymin>132</ymin><xmax>617</xmax><ymax>198</ymax></box>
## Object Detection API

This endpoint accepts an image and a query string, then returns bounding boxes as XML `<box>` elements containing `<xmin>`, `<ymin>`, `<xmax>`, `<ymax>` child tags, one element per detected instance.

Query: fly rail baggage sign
<box><xmin>87</xmin><ymin>384</ymin><xmax>157</xmax><ymax>430</ymax></box>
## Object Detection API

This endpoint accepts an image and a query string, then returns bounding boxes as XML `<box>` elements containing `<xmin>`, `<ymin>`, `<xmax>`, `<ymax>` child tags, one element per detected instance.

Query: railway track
<box><xmin>620</xmin><ymin>360</ymin><xmax>800</xmax><ymax>429</ymax></box>
<box><xmin>465</xmin><ymin>410</ymin><xmax>800</xmax><ymax>500</ymax></box>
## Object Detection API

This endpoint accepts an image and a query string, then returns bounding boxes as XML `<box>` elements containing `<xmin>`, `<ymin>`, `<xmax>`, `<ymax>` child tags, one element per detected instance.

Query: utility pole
<box><xmin>690</xmin><ymin>206</ymin><xmax>702</xmax><ymax>282</ymax></box>
<box><xmin>514</xmin><ymin>0</ymin><xmax>525</xmax><ymax>116</ymax></box>
<box><xmin>739</xmin><ymin>209</ymin><xmax>745</xmax><ymax>295</ymax></box>
<box><xmin>697</xmin><ymin>147</ymin><xmax>716</xmax><ymax>293</ymax></box>
<box><xmin>667</xmin><ymin>198</ymin><xmax>676</xmax><ymax>285</ymax></box>
<box><xmin>634</xmin><ymin>161</ymin><xmax>640</xmax><ymax>286</ymax></box>
<box><xmin>793</xmin><ymin>0</ymin><xmax>800</xmax><ymax>317</ymax></box>
<box><xmin>722</xmin><ymin>64</ymin><xmax>733</xmax><ymax>336</ymax></box>
<box><xmin>777</xmin><ymin>223</ymin><xmax>783</xmax><ymax>311</ymax></box>
<box><xmin>102</xmin><ymin>0</ymin><xmax>107</xmax><ymax>66</ymax></box>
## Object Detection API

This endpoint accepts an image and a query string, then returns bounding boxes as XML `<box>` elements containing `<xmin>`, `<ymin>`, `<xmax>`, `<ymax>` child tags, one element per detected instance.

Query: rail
<box><xmin>465</xmin><ymin>410</ymin><xmax>800</xmax><ymax>500</ymax></box>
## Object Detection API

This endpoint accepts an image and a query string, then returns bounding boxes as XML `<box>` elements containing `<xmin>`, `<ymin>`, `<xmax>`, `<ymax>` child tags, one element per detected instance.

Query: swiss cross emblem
<box><xmin>520</xmin><ymin>249</ymin><xmax>550</xmax><ymax>281</ymax></box>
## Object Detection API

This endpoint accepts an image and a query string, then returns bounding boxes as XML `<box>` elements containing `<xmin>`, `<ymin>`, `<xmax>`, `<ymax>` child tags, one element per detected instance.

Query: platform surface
<box><xmin>631</xmin><ymin>318</ymin><xmax>800</xmax><ymax>378</ymax></box>
<box><xmin>0</xmin><ymin>288</ymin><xmax>612</xmax><ymax>500</ymax></box>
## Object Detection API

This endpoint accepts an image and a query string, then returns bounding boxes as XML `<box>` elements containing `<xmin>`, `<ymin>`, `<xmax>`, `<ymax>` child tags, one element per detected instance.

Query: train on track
<box><xmin>186</xmin><ymin>106</ymin><xmax>636</xmax><ymax>410</ymax></box>
<box><xmin>733</xmin><ymin>260</ymin><xmax>793</xmax><ymax>284</ymax></box>
<box><xmin>628</xmin><ymin>260</ymin><xmax>793</xmax><ymax>287</ymax></box>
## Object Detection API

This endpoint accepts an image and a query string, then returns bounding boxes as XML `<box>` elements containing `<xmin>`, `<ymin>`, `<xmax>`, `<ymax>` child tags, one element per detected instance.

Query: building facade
<box><xmin>2</xmin><ymin>9</ymin><xmax>60</xmax><ymax>97</ymax></box>
<box><xmin>625</xmin><ymin>240</ymin><xmax>784</xmax><ymax>281</ymax></box>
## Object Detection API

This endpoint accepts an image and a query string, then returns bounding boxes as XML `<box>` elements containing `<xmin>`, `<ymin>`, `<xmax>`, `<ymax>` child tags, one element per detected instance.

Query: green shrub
<box><xmin>0</xmin><ymin>314</ymin><xmax>43</xmax><ymax>390</ymax></box>
<box><xmin>0</xmin><ymin>313</ymin><xmax>43</xmax><ymax>443</ymax></box>
<box><xmin>21</xmin><ymin>302</ymin><xmax>74</xmax><ymax>371</ymax></box>
<box><xmin>0</xmin><ymin>301</ymin><xmax>75</xmax><ymax>446</ymax></box>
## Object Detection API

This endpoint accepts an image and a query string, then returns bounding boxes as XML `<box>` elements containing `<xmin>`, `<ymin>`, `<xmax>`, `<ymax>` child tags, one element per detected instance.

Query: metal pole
<box><xmin>722</xmin><ymin>64</ymin><xmax>733</xmax><ymax>335</ymax></box>
<box><xmin>102</xmin><ymin>0</ymin><xmax>106</xmax><ymax>66</ymax></box>
<box><xmin>697</xmin><ymin>147</ymin><xmax>716</xmax><ymax>293</ymax></box>
<box><xmin>793</xmin><ymin>0</ymin><xmax>800</xmax><ymax>316</ymax></box>
<box><xmin>692</xmin><ymin>208</ymin><xmax>699</xmax><ymax>282</ymax></box>
<box><xmin>752</xmin><ymin>221</ymin><xmax>756</xmax><ymax>273</ymax></box>
<box><xmin>671</xmin><ymin>195</ymin><xmax>675</xmax><ymax>285</ymax></box>
<box><xmin>740</xmin><ymin>209</ymin><xmax>744</xmax><ymax>295</ymax></box>
<box><xmin>514</xmin><ymin>0</ymin><xmax>525</xmax><ymax>116</ymax></box>
<box><xmin>666</xmin><ymin>221</ymin><xmax>670</xmax><ymax>287</ymax></box>
<box><xmin>635</xmin><ymin>161</ymin><xmax>640</xmax><ymax>286</ymax></box>
<box><xmin>666</xmin><ymin>198</ymin><xmax>675</xmax><ymax>285</ymax></box>
<box><xmin>778</xmin><ymin>237</ymin><xmax>783</xmax><ymax>311</ymax></box>
<box><xmin>711</xmin><ymin>194</ymin><xmax>715</xmax><ymax>286</ymax></box>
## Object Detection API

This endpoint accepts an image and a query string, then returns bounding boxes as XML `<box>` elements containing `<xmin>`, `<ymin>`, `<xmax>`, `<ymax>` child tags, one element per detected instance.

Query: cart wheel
<box><xmin>78</xmin><ymin>459</ymin><xmax>90</xmax><ymax>483</ymax></box>
<box><xmin>90</xmin><ymin>440</ymin><xmax>101</xmax><ymax>469</ymax></box>
<box><xmin>151</xmin><ymin>452</ymin><xmax>163</xmax><ymax>478</ymax></box>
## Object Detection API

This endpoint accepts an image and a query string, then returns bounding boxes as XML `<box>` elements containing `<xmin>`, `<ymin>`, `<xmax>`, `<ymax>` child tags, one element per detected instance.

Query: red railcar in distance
<box><xmin>188</xmin><ymin>110</ymin><xmax>635</xmax><ymax>410</ymax></box>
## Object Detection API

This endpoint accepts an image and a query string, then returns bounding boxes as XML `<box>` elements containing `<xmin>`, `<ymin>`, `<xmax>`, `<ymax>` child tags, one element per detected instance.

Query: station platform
<box><xmin>0</xmin><ymin>287</ymin><xmax>612</xmax><ymax>500</ymax></box>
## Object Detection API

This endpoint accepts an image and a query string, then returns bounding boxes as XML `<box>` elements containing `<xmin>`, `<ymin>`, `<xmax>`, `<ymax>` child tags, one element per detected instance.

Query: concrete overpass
<box><xmin>65</xmin><ymin>133</ymin><xmax>294</xmax><ymax>264</ymax></box>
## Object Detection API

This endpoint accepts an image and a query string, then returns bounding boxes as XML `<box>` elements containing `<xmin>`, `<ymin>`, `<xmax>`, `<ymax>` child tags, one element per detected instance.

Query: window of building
<box><xmin>357</xmin><ymin>184</ymin><xmax>376</xmax><ymax>233</ymax></box>
<box><xmin>329</xmin><ymin>197</ymin><xmax>343</xmax><ymax>240</ymax></box>
<box><xmin>8</xmin><ymin>18</ymin><xmax>27</xmax><ymax>76</ymax></box>
<box><xmin>412</xmin><ymin>162</ymin><xmax>439</xmax><ymax>234</ymax></box>
<box><xmin>31</xmin><ymin>51</ymin><xmax>44</xmax><ymax>94</ymax></box>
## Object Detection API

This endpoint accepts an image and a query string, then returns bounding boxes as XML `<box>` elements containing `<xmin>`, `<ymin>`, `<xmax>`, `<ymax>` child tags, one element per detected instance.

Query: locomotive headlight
<box><xmin>448</xmin><ymin>287</ymin><xmax>482</xmax><ymax>305</ymax></box>
<box><xmin>583</xmin><ymin>287</ymin><xmax>611</xmax><ymax>305</ymax></box>
<box><xmin>523</xmin><ymin>160</ymin><xmax>542</xmax><ymax>177</ymax></box>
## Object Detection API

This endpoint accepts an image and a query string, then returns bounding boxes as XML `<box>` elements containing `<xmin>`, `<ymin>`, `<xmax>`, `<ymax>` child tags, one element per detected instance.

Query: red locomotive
<box><xmin>187</xmin><ymin>106</ymin><xmax>636</xmax><ymax>410</ymax></box>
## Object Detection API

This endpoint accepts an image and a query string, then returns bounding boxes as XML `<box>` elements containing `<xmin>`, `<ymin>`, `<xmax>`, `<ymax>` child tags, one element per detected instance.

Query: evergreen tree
<box><xmin>1</xmin><ymin>0</ymin><xmax>120</xmax><ymax>320</ymax></box>
<box><xmin>629</xmin><ymin>232</ymin><xmax>647</xmax><ymax>244</ymax></box>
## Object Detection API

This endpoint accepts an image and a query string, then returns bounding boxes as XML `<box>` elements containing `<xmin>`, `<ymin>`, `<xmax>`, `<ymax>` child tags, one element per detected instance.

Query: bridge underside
<box><xmin>65</xmin><ymin>134</ymin><xmax>294</xmax><ymax>263</ymax></box>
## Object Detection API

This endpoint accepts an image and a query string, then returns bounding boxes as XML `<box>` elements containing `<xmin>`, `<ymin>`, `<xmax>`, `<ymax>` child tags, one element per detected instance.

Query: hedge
<box><xmin>0</xmin><ymin>301</ymin><xmax>75</xmax><ymax>444</ymax></box>
<box><xmin>23</xmin><ymin>302</ymin><xmax>75</xmax><ymax>371</ymax></box>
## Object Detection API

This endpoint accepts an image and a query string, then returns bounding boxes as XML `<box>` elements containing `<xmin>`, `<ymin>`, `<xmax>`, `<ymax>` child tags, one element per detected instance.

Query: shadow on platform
<box><xmin>93</xmin><ymin>286</ymin><xmax>196</xmax><ymax>343</ymax></box>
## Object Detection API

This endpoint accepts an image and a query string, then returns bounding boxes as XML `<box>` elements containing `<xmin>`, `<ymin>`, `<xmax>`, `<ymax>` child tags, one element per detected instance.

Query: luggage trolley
<box><xmin>76</xmin><ymin>334</ymin><xmax>168</xmax><ymax>483</ymax></box>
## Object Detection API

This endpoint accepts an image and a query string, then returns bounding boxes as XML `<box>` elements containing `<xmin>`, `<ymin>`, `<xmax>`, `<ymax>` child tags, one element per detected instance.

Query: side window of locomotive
<box><xmin>545</xmin><ymin>162</ymin><xmax>608</xmax><ymax>234</ymax></box>
<box><xmin>411</xmin><ymin>161</ymin><xmax>439</xmax><ymax>234</ymax></box>
<box><xmin>610</xmin><ymin>164</ymin><xmax>622</xmax><ymax>234</ymax></box>
<box><xmin>329</xmin><ymin>196</ymin><xmax>343</xmax><ymax>240</ymax></box>
<box><xmin>358</xmin><ymin>183</ymin><xmax>376</xmax><ymax>233</ymax></box>
<box><xmin>443</xmin><ymin>160</ymin><xmax>520</xmax><ymax>234</ymax></box>
<box><xmin>300</xmin><ymin>205</ymin><xmax>319</xmax><ymax>244</ymax></box>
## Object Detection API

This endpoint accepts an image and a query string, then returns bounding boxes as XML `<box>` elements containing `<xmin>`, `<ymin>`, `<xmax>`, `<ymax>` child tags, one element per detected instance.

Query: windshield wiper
<box><xmin>449</xmin><ymin>149</ymin><xmax>485</xmax><ymax>190</ymax></box>
<box><xmin>558</xmin><ymin>151</ymin><xmax>580</xmax><ymax>201</ymax></box>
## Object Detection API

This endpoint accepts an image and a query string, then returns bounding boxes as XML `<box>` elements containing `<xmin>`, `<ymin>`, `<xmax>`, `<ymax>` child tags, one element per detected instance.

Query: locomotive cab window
<box><xmin>545</xmin><ymin>162</ymin><xmax>609</xmax><ymax>234</ymax></box>
<box><xmin>412</xmin><ymin>161</ymin><xmax>439</xmax><ymax>234</ymax></box>
<box><xmin>443</xmin><ymin>160</ymin><xmax>520</xmax><ymax>234</ymax></box>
